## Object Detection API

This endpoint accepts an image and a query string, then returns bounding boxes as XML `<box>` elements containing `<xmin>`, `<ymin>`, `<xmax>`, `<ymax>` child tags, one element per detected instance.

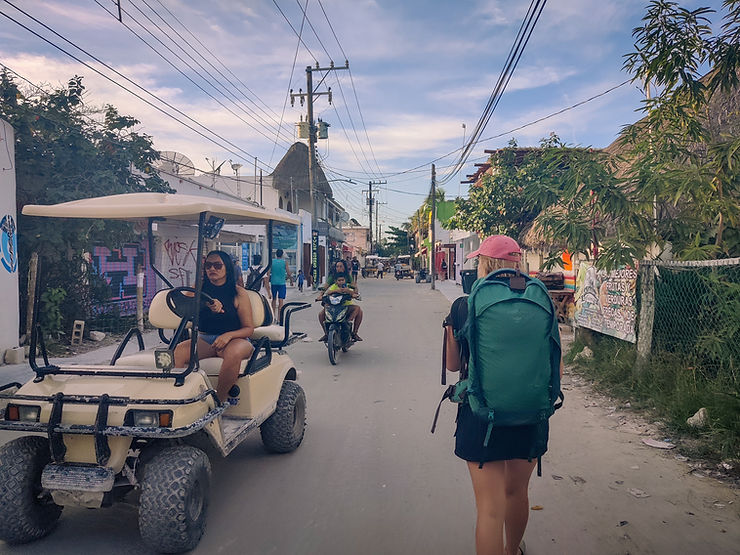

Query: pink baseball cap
<box><xmin>466</xmin><ymin>235</ymin><xmax>521</xmax><ymax>262</ymax></box>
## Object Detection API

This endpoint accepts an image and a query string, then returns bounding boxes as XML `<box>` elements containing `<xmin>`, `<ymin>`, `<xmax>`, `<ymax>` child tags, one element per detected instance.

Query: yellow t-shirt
<box><xmin>326</xmin><ymin>283</ymin><xmax>354</xmax><ymax>305</ymax></box>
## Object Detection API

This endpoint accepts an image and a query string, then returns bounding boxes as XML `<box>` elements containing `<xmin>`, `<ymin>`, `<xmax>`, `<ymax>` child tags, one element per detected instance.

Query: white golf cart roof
<box><xmin>22</xmin><ymin>192</ymin><xmax>300</xmax><ymax>226</ymax></box>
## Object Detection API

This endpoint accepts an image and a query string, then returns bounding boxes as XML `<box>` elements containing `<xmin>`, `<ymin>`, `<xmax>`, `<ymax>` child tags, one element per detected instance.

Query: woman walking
<box><xmin>444</xmin><ymin>235</ymin><xmax>562</xmax><ymax>555</ymax></box>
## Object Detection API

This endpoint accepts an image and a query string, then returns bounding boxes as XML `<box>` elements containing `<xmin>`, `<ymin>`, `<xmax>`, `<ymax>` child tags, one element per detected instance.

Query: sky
<box><xmin>0</xmin><ymin>0</ymin><xmax>727</xmax><ymax>233</ymax></box>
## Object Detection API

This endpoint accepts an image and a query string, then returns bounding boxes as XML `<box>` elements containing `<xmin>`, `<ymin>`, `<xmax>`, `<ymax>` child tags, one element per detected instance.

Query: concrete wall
<box><xmin>0</xmin><ymin>120</ymin><xmax>20</xmax><ymax>354</ymax></box>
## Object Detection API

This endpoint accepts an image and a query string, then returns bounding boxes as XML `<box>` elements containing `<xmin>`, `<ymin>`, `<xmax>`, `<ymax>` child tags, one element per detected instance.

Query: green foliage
<box><xmin>0</xmin><ymin>72</ymin><xmax>173</xmax><ymax>335</ymax></box>
<box><xmin>383</xmin><ymin>226</ymin><xmax>410</xmax><ymax>257</ymax></box>
<box><xmin>39</xmin><ymin>287</ymin><xmax>66</xmax><ymax>335</ymax></box>
<box><xmin>447</xmin><ymin>139</ymin><xmax>545</xmax><ymax>238</ymax></box>
<box><xmin>569</xmin><ymin>334</ymin><xmax>739</xmax><ymax>460</ymax></box>
<box><xmin>618</xmin><ymin>0</ymin><xmax>740</xmax><ymax>260</ymax></box>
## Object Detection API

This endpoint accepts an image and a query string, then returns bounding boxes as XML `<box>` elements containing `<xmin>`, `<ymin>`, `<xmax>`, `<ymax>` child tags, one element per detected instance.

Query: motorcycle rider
<box><xmin>317</xmin><ymin>260</ymin><xmax>363</xmax><ymax>342</ymax></box>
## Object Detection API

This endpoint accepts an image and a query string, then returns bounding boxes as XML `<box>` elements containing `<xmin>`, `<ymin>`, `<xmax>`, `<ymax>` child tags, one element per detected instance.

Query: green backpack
<box><xmin>433</xmin><ymin>269</ymin><xmax>564</xmax><ymax>452</ymax></box>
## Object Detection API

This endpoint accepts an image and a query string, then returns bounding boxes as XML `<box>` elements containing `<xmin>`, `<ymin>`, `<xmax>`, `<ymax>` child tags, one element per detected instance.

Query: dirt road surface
<box><xmin>0</xmin><ymin>277</ymin><xmax>737</xmax><ymax>554</ymax></box>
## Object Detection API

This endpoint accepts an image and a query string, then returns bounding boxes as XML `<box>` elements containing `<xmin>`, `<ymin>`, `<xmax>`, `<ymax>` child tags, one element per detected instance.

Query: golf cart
<box><xmin>0</xmin><ymin>193</ymin><xmax>310</xmax><ymax>553</ymax></box>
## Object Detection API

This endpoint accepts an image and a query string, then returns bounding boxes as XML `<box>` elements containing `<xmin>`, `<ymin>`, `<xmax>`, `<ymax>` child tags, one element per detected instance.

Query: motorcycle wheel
<box><xmin>327</xmin><ymin>329</ymin><xmax>339</xmax><ymax>365</ymax></box>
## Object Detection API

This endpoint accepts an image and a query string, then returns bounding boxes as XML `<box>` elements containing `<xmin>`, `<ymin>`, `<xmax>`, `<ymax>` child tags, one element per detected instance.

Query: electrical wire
<box><xmin>438</xmin><ymin>0</ymin><xmax>548</xmax><ymax>186</ymax></box>
<box><xmin>127</xmin><ymin>0</ymin><xmax>296</xmax><ymax>145</ymax></box>
<box><xmin>270</xmin><ymin>0</ymin><xmax>310</xmax><ymax>165</ymax></box>
<box><xmin>149</xmin><ymin>0</ymin><xmax>293</xmax><ymax>135</ymax></box>
<box><xmin>0</xmin><ymin>1</ymin><xmax>275</xmax><ymax>171</ymax></box>
<box><xmin>94</xmin><ymin>0</ymin><xmax>295</xmax><ymax>151</ymax></box>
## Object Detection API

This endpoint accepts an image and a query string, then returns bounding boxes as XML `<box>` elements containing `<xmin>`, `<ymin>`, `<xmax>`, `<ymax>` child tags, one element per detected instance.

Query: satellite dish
<box><xmin>155</xmin><ymin>151</ymin><xmax>196</xmax><ymax>176</ymax></box>
<box><xmin>340</xmin><ymin>211</ymin><xmax>350</xmax><ymax>222</ymax></box>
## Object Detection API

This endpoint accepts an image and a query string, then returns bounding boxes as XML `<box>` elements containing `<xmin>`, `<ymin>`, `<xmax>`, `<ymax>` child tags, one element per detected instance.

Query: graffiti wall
<box><xmin>160</xmin><ymin>232</ymin><xmax>199</xmax><ymax>288</ymax></box>
<box><xmin>92</xmin><ymin>243</ymin><xmax>156</xmax><ymax>316</ymax></box>
<box><xmin>574</xmin><ymin>263</ymin><xmax>638</xmax><ymax>343</ymax></box>
<box><xmin>0</xmin><ymin>119</ymin><xmax>19</xmax><ymax>350</ymax></box>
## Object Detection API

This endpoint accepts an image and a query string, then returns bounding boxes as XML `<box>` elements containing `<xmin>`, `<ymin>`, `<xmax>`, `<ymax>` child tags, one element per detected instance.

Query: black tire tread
<box><xmin>260</xmin><ymin>381</ymin><xmax>306</xmax><ymax>453</ymax></box>
<box><xmin>138</xmin><ymin>445</ymin><xmax>210</xmax><ymax>554</ymax></box>
<box><xmin>0</xmin><ymin>436</ymin><xmax>62</xmax><ymax>545</ymax></box>
<box><xmin>327</xmin><ymin>329</ymin><xmax>338</xmax><ymax>365</ymax></box>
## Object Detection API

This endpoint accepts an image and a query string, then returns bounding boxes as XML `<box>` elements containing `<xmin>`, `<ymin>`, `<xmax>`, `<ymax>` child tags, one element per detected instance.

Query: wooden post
<box><xmin>636</xmin><ymin>261</ymin><xmax>655</xmax><ymax>372</ymax></box>
<box><xmin>25</xmin><ymin>252</ymin><xmax>38</xmax><ymax>344</ymax></box>
<box><xmin>136</xmin><ymin>265</ymin><xmax>144</xmax><ymax>332</ymax></box>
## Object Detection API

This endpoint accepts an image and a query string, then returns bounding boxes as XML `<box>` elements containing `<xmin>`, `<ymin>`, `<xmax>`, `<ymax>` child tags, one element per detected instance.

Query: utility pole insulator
<box><xmin>328</xmin><ymin>88</ymin><xmax>332</xmax><ymax>104</ymax></box>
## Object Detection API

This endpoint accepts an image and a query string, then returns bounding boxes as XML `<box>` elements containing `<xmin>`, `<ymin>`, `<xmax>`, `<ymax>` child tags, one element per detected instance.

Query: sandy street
<box><xmin>0</xmin><ymin>277</ymin><xmax>737</xmax><ymax>554</ymax></box>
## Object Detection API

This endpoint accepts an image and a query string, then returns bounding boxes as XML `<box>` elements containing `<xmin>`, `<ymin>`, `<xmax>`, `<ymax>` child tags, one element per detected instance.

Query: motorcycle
<box><xmin>395</xmin><ymin>268</ymin><xmax>403</xmax><ymax>280</ymax></box>
<box><xmin>317</xmin><ymin>291</ymin><xmax>356</xmax><ymax>365</ymax></box>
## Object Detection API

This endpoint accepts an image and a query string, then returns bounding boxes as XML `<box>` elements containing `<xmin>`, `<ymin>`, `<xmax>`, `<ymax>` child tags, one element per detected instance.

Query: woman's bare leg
<box><xmin>173</xmin><ymin>338</ymin><xmax>216</xmax><ymax>368</ymax></box>
<box><xmin>216</xmin><ymin>338</ymin><xmax>254</xmax><ymax>402</ymax></box>
<box><xmin>467</xmin><ymin>461</ymin><xmax>507</xmax><ymax>555</ymax></box>
<box><xmin>503</xmin><ymin>459</ymin><xmax>537</xmax><ymax>555</ymax></box>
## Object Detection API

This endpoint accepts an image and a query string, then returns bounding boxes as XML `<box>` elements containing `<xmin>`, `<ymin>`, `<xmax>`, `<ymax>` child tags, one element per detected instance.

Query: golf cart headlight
<box><xmin>127</xmin><ymin>410</ymin><xmax>173</xmax><ymax>428</ymax></box>
<box><xmin>329</xmin><ymin>295</ymin><xmax>342</xmax><ymax>305</ymax></box>
<box><xmin>5</xmin><ymin>404</ymin><xmax>41</xmax><ymax>422</ymax></box>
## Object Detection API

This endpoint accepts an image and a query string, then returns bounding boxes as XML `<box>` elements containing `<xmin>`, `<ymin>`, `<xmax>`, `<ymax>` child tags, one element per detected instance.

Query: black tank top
<box><xmin>199</xmin><ymin>282</ymin><xmax>242</xmax><ymax>335</ymax></box>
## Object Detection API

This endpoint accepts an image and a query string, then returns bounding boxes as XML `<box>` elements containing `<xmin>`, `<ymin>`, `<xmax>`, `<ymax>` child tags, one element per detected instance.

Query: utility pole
<box><xmin>375</xmin><ymin>199</ymin><xmax>387</xmax><ymax>251</ymax></box>
<box><xmin>291</xmin><ymin>60</ymin><xmax>349</xmax><ymax>288</ymax></box>
<box><xmin>431</xmin><ymin>164</ymin><xmax>436</xmax><ymax>291</ymax></box>
<box><xmin>364</xmin><ymin>179</ymin><xmax>386</xmax><ymax>254</ymax></box>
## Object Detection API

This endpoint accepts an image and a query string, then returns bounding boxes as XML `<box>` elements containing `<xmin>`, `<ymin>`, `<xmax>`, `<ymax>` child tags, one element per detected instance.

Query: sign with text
<box><xmin>574</xmin><ymin>263</ymin><xmax>637</xmax><ymax>343</ymax></box>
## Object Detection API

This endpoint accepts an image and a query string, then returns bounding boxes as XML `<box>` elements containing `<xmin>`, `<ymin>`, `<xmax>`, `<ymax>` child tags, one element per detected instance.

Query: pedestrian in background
<box><xmin>297</xmin><ymin>269</ymin><xmax>305</xmax><ymax>292</ymax></box>
<box><xmin>268</xmin><ymin>248</ymin><xmax>292</xmax><ymax>323</ymax></box>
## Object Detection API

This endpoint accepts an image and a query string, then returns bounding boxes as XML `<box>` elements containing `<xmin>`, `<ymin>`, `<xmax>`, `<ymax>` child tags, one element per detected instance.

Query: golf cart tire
<box><xmin>138</xmin><ymin>445</ymin><xmax>211</xmax><ymax>554</ymax></box>
<box><xmin>0</xmin><ymin>436</ymin><xmax>62</xmax><ymax>545</ymax></box>
<box><xmin>260</xmin><ymin>380</ymin><xmax>306</xmax><ymax>453</ymax></box>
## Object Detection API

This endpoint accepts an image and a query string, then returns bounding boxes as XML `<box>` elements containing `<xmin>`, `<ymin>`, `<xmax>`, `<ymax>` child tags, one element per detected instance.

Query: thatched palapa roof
<box><xmin>270</xmin><ymin>142</ymin><xmax>332</xmax><ymax>197</ymax></box>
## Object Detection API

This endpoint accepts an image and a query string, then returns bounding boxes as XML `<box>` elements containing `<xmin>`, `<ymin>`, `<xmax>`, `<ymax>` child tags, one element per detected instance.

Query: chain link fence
<box><xmin>638</xmin><ymin>258</ymin><xmax>739</xmax><ymax>383</ymax></box>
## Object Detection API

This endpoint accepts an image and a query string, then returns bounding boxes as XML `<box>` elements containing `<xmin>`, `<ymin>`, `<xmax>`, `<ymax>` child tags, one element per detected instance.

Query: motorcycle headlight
<box><xmin>126</xmin><ymin>410</ymin><xmax>173</xmax><ymax>428</ymax></box>
<box><xmin>329</xmin><ymin>295</ymin><xmax>342</xmax><ymax>305</ymax></box>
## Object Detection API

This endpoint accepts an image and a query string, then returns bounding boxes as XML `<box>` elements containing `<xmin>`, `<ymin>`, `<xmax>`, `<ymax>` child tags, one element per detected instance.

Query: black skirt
<box><xmin>454</xmin><ymin>403</ymin><xmax>549</xmax><ymax>463</ymax></box>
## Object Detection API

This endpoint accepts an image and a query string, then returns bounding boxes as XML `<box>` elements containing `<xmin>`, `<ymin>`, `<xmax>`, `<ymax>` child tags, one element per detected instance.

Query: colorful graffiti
<box><xmin>0</xmin><ymin>214</ymin><xmax>17</xmax><ymax>273</ymax></box>
<box><xmin>92</xmin><ymin>243</ymin><xmax>155</xmax><ymax>316</ymax></box>
<box><xmin>162</xmin><ymin>237</ymin><xmax>199</xmax><ymax>287</ymax></box>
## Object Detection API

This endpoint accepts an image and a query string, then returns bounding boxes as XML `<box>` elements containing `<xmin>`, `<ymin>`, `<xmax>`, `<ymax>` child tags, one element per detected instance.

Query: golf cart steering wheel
<box><xmin>166</xmin><ymin>287</ymin><xmax>217</xmax><ymax>319</ymax></box>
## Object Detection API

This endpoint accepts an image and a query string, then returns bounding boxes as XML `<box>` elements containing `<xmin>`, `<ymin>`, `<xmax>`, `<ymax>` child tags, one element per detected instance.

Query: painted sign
<box><xmin>0</xmin><ymin>214</ymin><xmax>17</xmax><ymax>273</ymax></box>
<box><xmin>311</xmin><ymin>230</ymin><xmax>319</xmax><ymax>286</ymax></box>
<box><xmin>273</xmin><ymin>222</ymin><xmax>298</xmax><ymax>250</ymax></box>
<box><xmin>574</xmin><ymin>263</ymin><xmax>637</xmax><ymax>342</ymax></box>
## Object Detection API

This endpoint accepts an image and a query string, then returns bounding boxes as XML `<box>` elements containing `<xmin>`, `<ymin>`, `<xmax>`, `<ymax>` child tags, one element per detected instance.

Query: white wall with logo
<box><xmin>0</xmin><ymin>120</ymin><xmax>20</xmax><ymax>353</ymax></box>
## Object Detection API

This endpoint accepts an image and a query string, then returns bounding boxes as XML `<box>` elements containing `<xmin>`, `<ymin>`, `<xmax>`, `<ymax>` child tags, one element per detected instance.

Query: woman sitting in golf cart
<box><xmin>174</xmin><ymin>250</ymin><xmax>255</xmax><ymax>403</ymax></box>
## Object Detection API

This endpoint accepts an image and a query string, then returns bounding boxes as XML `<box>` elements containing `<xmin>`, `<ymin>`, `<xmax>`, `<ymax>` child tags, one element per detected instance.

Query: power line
<box><xmin>438</xmin><ymin>0</ymin><xmax>548</xmax><ymax>186</ymax></box>
<box><xmin>0</xmin><ymin>1</ymin><xmax>274</xmax><ymax>171</ymax></box>
<box><xmin>149</xmin><ymin>0</ymin><xmax>293</xmax><ymax>136</ymax></box>
<box><xmin>271</xmin><ymin>0</ymin><xmax>319</xmax><ymax>63</ymax></box>
<box><xmin>271</xmin><ymin>0</ymin><xmax>310</xmax><ymax>165</ymax></box>
<box><xmin>287</xmin><ymin>0</ymin><xmax>382</xmax><ymax>178</ymax></box>
<box><xmin>95</xmin><ymin>0</ymin><xmax>295</xmax><ymax>150</ymax></box>
<box><xmin>131</xmin><ymin>0</ymin><xmax>296</xmax><ymax>144</ymax></box>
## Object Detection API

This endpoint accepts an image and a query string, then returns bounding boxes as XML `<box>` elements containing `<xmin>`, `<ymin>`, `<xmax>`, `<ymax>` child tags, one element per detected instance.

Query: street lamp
<box><xmin>230</xmin><ymin>161</ymin><xmax>243</xmax><ymax>198</ymax></box>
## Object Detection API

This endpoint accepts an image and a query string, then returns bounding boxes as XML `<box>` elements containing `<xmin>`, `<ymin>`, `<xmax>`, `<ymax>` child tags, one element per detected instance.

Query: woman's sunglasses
<box><xmin>204</xmin><ymin>261</ymin><xmax>224</xmax><ymax>270</ymax></box>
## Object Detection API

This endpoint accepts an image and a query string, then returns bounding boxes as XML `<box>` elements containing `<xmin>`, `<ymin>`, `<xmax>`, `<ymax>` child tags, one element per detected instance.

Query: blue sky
<box><xmin>0</xmin><ymin>0</ymin><xmax>725</xmax><ymax>231</ymax></box>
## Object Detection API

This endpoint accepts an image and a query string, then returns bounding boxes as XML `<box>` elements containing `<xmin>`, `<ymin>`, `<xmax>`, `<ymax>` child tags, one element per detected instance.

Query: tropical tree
<box><xmin>0</xmin><ymin>72</ymin><xmax>172</xmax><ymax>335</ymax></box>
<box><xmin>522</xmin><ymin>1</ymin><xmax>740</xmax><ymax>269</ymax></box>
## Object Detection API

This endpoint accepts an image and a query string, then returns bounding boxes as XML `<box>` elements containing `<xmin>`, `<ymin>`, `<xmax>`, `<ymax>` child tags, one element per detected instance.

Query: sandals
<box><xmin>318</xmin><ymin>334</ymin><xmax>327</xmax><ymax>342</ymax></box>
<box><xmin>351</xmin><ymin>333</ymin><xmax>363</xmax><ymax>342</ymax></box>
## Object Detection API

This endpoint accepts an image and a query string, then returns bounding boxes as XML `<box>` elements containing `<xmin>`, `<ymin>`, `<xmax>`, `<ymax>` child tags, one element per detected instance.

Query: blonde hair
<box><xmin>478</xmin><ymin>254</ymin><xmax>519</xmax><ymax>277</ymax></box>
